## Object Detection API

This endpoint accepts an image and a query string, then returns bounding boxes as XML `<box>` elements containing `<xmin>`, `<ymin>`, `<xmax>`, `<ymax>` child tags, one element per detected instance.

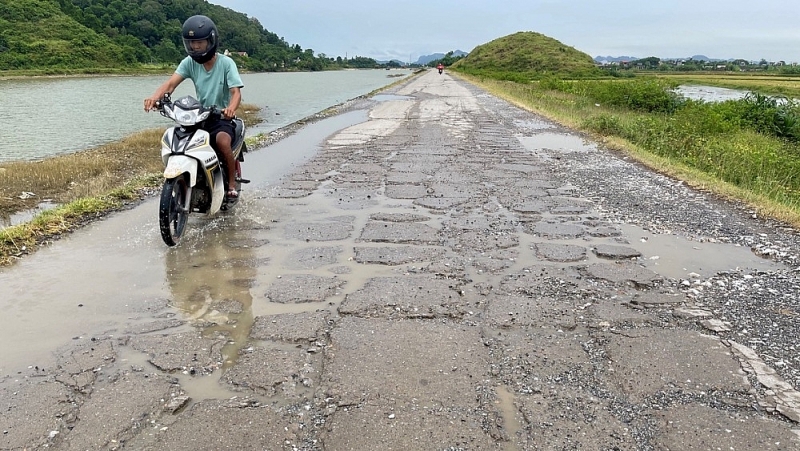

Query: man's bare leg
<box><xmin>216</xmin><ymin>133</ymin><xmax>238</xmax><ymax>197</ymax></box>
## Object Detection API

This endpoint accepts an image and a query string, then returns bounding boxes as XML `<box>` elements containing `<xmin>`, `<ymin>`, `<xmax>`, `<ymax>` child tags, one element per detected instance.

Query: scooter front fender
<box><xmin>163</xmin><ymin>156</ymin><xmax>198</xmax><ymax>187</ymax></box>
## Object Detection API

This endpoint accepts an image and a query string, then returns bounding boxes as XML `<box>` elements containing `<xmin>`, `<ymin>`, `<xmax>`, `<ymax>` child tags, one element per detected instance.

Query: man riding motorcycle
<box><xmin>144</xmin><ymin>15</ymin><xmax>244</xmax><ymax>200</ymax></box>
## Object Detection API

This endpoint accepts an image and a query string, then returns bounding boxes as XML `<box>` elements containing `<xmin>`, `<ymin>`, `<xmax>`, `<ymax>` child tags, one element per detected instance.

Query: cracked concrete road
<box><xmin>3</xmin><ymin>70</ymin><xmax>800</xmax><ymax>450</ymax></box>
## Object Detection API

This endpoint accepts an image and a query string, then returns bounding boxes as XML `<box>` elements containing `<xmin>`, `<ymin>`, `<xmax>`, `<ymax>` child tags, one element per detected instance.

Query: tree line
<box><xmin>0</xmin><ymin>0</ymin><xmax>381</xmax><ymax>72</ymax></box>
<box><xmin>602</xmin><ymin>56</ymin><xmax>800</xmax><ymax>75</ymax></box>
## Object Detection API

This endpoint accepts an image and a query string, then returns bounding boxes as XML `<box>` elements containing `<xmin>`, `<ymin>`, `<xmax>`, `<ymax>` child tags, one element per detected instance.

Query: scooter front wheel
<box><xmin>159</xmin><ymin>177</ymin><xmax>189</xmax><ymax>246</ymax></box>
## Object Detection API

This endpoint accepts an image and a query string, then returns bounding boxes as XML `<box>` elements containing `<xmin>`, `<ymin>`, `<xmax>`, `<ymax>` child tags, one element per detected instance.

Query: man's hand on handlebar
<box><xmin>144</xmin><ymin>97</ymin><xmax>160</xmax><ymax>112</ymax></box>
<box><xmin>144</xmin><ymin>93</ymin><xmax>171</xmax><ymax>112</ymax></box>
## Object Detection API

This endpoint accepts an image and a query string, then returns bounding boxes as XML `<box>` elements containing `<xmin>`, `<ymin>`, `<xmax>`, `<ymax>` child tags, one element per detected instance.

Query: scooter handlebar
<box><xmin>153</xmin><ymin>94</ymin><xmax>228</xmax><ymax>119</ymax></box>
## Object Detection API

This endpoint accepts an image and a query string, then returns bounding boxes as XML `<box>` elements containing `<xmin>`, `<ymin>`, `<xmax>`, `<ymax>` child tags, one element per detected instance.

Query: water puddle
<box><xmin>517</xmin><ymin>219</ymin><xmax>784</xmax><ymax>282</ymax></box>
<box><xmin>172</xmin><ymin>371</ymin><xmax>247</xmax><ymax>403</ymax></box>
<box><xmin>244</xmin><ymin>110</ymin><xmax>368</xmax><ymax>185</ymax></box>
<box><xmin>495</xmin><ymin>386</ymin><xmax>522</xmax><ymax>450</ymax></box>
<box><xmin>163</xmin><ymin>229</ymin><xmax>257</xmax><ymax>369</ymax></box>
<box><xmin>0</xmin><ymin>200</ymin><xmax>59</xmax><ymax>229</ymax></box>
<box><xmin>620</xmin><ymin>224</ymin><xmax>784</xmax><ymax>279</ymax></box>
<box><xmin>517</xmin><ymin>133</ymin><xmax>596</xmax><ymax>155</ymax></box>
<box><xmin>118</xmin><ymin>345</ymin><xmax>254</xmax><ymax>406</ymax></box>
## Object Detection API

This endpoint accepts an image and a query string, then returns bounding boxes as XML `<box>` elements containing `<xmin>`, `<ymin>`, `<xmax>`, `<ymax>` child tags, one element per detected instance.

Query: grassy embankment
<box><xmin>453</xmin><ymin>44</ymin><xmax>800</xmax><ymax>229</ymax></box>
<box><xmin>0</xmin><ymin>64</ymin><xmax>176</xmax><ymax>80</ymax></box>
<box><xmin>0</xmin><ymin>105</ymin><xmax>262</xmax><ymax>266</ymax></box>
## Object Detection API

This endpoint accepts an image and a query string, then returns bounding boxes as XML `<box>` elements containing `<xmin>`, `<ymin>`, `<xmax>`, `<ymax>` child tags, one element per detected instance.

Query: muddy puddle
<box><xmin>518</xmin><ymin>133</ymin><xmax>596</xmax><ymax>159</ymax></box>
<box><xmin>0</xmin><ymin>200</ymin><xmax>59</xmax><ymax>229</ymax></box>
<box><xmin>618</xmin><ymin>224</ymin><xmax>784</xmax><ymax>279</ymax></box>
<box><xmin>516</xmin><ymin>219</ymin><xmax>783</xmax><ymax>282</ymax></box>
<box><xmin>495</xmin><ymin>386</ymin><xmax>523</xmax><ymax>450</ymax></box>
<box><xmin>0</xmin><ymin>110</ymin><xmax>368</xmax><ymax>378</ymax></box>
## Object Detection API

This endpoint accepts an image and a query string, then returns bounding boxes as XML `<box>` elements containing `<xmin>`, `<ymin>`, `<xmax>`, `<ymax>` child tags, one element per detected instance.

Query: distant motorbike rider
<box><xmin>144</xmin><ymin>15</ymin><xmax>244</xmax><ymax>199</ymax></box>
<box><xmin>437</xmin><ymin>63</ymin><xmax>444</xmax><ymax>74</ymax></box>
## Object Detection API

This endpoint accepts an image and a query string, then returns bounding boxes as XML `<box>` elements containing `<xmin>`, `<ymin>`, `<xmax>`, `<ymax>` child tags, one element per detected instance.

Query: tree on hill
<box><xmin>0</xmin><ymin>0</ymin><xmax>133</xmax><ymax>69</ymax></box>
<box><xmin>0</xmin><ymin>0</ymin><xmax>372</xmax><ymax>72</ymax></box>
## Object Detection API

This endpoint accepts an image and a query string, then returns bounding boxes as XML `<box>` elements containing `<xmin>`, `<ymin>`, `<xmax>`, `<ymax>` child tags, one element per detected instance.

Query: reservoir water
<box><xmin>0</xmin><ymin>69</ymin><xmax>413</xmax><ymax>162</ymax></box>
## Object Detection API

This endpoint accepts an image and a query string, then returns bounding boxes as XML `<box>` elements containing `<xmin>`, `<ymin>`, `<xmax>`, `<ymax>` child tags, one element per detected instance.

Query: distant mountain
<box><xmin>594</xmin><ymin>55</ymin><xmax>638</xmax><ymax>63</ymax></box>
<box><xmin>416</xmin><ymin>50</ymin><xmax>468</xmax><ymax>65</ymax></box>
<box><xmin>663</xmin><ymin>55</ymin><xmax>715</xmax><ymax>62</ymax></box>
<box><xmin>594</xmin><ymin>54</ymin><xmax>721</xmax><ymax>63</ymax></box>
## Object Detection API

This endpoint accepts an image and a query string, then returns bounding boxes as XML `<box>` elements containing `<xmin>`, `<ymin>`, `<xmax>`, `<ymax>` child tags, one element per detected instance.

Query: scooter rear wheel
<box><xmin>159</xmin><ymin>177</ymin><xmax>189</xmax><ymax>246</ymax></box>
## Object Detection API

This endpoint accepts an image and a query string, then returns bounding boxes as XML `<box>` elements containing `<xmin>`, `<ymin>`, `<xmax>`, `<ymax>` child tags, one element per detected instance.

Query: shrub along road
<box><xmin>2</xmin><ymin>70</ymin><xmax>799</xmax><ymax>450</ymax></box>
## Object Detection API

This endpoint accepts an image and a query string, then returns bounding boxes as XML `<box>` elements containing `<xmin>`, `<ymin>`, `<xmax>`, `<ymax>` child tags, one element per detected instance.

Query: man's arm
<box><xmin>222</xmin><ymin>86</ymin><xmax>242</xmax><ymax>119</ymax></box>
<box><xmin>144</xmin><ymin>73</ymin><xmax>185</xmax><ymax>111</ymax></box>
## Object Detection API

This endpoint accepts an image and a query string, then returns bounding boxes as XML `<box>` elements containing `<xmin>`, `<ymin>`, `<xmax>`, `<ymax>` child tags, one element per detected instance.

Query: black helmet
<box><xmin>182</xmin><ymin>15</ymin><xmax>218</xmax><ymax>64</ymax></box>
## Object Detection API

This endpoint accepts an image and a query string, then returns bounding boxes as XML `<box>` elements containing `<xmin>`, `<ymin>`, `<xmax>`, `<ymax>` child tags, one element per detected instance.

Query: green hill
<box><xmin>454</xmin><ymin>31</ymin><xmax>601</xmax><ymax>79</ymax></box>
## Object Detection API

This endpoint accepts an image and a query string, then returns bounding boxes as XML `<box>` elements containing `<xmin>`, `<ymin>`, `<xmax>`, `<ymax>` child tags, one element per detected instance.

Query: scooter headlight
<box><xmin>172</xmin><ymin>106</ymin><xmax>211</xmax><ymax>127</ymax></box>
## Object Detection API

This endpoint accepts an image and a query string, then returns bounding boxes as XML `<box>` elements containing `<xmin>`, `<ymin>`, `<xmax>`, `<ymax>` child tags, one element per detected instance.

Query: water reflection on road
<box><xmin>165</xmin><ymin>221</ymin><xmax>257</xmax><ymax>369</ymax></box>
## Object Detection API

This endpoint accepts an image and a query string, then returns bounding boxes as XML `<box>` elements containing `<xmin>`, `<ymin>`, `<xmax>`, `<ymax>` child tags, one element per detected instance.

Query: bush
<box><xmin>537</xmin><ymin>78</ymin><xmax>684</xmax><ymax>114</ymax></box>
<box><xmin>582</xmin><ymin>79</ymin><xmax>684</xmax><ymax>113</ymax></box>
<box><xmin>713</xmin><ymin>93</ymin><xmax>800</xmax><ymax>143</ymax></box>
<box><xmin>673</xmin><ymin>100</ymin><xmax>734</xmax><ymax>135</ymax></box>
<box><xmin>538</xmin><ymin>76</ymin><xmax>570</xmax><ymax>91</ymax></box>
<box><xmin>582</xmin><ymin>114</ymin><xmax>623</xmax><ymax>135</ymax></box>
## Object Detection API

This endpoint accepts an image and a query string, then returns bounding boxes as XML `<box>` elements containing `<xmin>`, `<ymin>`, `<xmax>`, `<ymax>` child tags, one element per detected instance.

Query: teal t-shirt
<box><xmin>176</xmin><ymin>54</ymin><xmax>244</xmax><ymax>109</ymax></box>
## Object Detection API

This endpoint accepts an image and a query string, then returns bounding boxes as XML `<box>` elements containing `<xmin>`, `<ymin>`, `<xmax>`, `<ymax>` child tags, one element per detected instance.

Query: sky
<box><xmin>209</xmin><ymin>0</ymin><xmax>800</xmax><ymax>64</ymax></box>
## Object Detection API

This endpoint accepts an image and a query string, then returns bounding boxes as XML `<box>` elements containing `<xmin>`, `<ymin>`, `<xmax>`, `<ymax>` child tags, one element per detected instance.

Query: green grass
<box><xmin>0</xmin><ymin>65</ymin><xmax>175</xmax><ymax>78</ymax></box>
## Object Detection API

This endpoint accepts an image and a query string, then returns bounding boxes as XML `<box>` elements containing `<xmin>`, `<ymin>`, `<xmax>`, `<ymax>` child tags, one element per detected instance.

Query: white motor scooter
<box><xmin>154</xmin><ymin>94</ymin><xmax>247</xmax><ymax>246</ymax></box>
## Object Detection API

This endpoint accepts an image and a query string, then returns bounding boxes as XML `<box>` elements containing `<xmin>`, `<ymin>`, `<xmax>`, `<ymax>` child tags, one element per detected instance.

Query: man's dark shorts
<box><xmin>204</xmin><ymin>116</ymin><xmax>236</xmax><ymax>149</ymax></box>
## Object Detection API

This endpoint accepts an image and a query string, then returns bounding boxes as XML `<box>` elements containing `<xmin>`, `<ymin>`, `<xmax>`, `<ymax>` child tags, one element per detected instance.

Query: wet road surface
<box><xmin>2</xmin><ymin>70</ymin><xmax>799</xmax><ymax>450</ymax></box>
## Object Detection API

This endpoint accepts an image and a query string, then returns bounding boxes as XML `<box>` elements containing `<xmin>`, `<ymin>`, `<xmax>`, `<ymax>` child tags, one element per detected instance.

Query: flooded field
<box><xmin>675</xmin><ymin>84</ymin><xmax>750</xmax><ymax>102</ymax></box>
